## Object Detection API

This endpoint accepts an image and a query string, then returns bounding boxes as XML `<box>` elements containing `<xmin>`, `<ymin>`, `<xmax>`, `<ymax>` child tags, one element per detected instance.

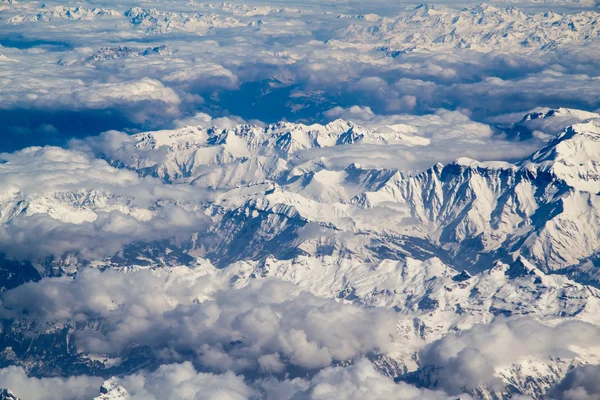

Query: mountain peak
<box><xmin>95</xmin><ymin>378</ymin><xmax>130</xmax><ymax>400</ymax></box>
<box><xmin>0</xmin><ymin>390</ymin><xmax>19</xmax><ymax>400</ymax></box>
<box><xmin>520</xmin><ymin>121</ymin><xmax>600</xmax><ymax>192</ymax></box>
<box><xmin>521</xmin><ymin>107</ymin><xmax>600</xmax><ymax>123</ymax></box>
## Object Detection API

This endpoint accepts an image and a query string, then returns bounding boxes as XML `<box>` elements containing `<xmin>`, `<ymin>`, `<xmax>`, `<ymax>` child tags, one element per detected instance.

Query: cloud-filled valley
<box><xmin>1</xmin><ymin>0</ymin><xmax>600</xmax><ymax>399</ymax></box>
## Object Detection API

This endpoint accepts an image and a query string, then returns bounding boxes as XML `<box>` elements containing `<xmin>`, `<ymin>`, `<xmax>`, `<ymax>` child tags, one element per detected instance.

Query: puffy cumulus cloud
<box><xmin>292</xmin><ymin>359</ymin><xmax>467</xmax><ymax>400</ymax></box>
<box><xmin>0</xmin><ymin>145</ymin><xmax>210</xmax><ymax>204</ymax></box>
<box><xmin>0</xmin><ymin>267</ymin><xmax>214</xmax><ymax>324</ymax></box>
<box><xmin>315</xmin><ymin>107</ymin><xmax>541</xmax><ymax>170</ymax></box>
<box><xmin>119</xmin><ymin>359</ymin><xmax>467</xmax><ymax>400</ymax></box>
<box><xmin>173</xmin><ymin>112</ymin><xmax>255</xmax><ymax>129</ymax></box>
<box><xmin>434</xmin><ymin>71</ymin><xmax>600</xmax><ymax>116</ymax></box>
<box><xmin>324</xmin><ymin>105</ymin><xmax>377</xmax><ymax>121</ymax></box>
<box><xmin>550</xmin><ymin>365</ymin><xmax>600</xmax><ymax>400</ymax></box>
<box><xmin>0</xmin><ymin>268</ymin><xmax>399</xmax><ymax>375</ymax></box>
<box><xmin>0</xmin><ymin>366</ymin><xmax>101</xmax><ymax>400</ymax></box>
<box><xmin>417</xmin><ymin>318</ymin><xmax>600</xmax><ymax>395</ymax></box>
<box><xmin>74</xmin><ymin>79</ymin><xmax>180</xmax><ymax>112</ymax></box>
<box><xmin>0</xmin><ymin>146</ymin><xmax>210</xmax><ymax>261</ymax></box>
<box><xmin>279</xmin><ymin>47</ymin><xmax>600</xmax><ymax>120</ymax></box>
<box><xmin>0</xmin><ymin>359</ymin><xmax>467</xmax><ymax>400</ymax></box>
<box><xmin>121</xmin><ymin>362</ymin><xmax>254</xmax><ymax>400</ymax></box>
<box><xmin>324</xmin><ymin>107</ymin><xmax>495</xmax><ymax>143</ymax></box>
<box><xmin>0</xmin><ymin>146</ymin><xmax>141</xmax><ymax>195</ymax></box>
<box><xmin>0</xmin><ymin>76</ymin><xmax>180</xmax><ymax>118</ymax></box>
<box><xmin>162</xmin><ymin>63</ymin><xmax>239</xmax><ymax>89</ymax></box>
<box><xmin>0</xmin><ymin>208</ymin><xmax>206</xmax><ymax>262</ymax></box>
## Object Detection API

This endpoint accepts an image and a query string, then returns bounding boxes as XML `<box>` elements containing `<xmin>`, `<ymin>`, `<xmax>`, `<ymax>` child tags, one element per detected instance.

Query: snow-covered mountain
<box><xmin>4</xmin><ymin>110</ymin><xmax>599</xmax><ymax>282</ymax></box>
<box><xmin>339</xmin><ymin>4</ymin><xmax>600</xmax><ymax>52</ymax></box>
<box><xmin>2</xmin><ymin>0</ymin><xmax>600</xmax><ymax>397</ymax></box>
<box><xmin>0</xmin><ymin>254</ymin><xmax>597</xmax><ymax>399</ymax></box>
<box><xmin>94</xmin><ymin>379</ymin><xmax>130</xmax><ymax>400</ymax></box>
<box><xmin>58</xmin><ymin>45</ymin><xmax>172</xmax><ymax>66</ymax></box>
<box><xmin>0</xmin><ymin>108</ymin><xmax>599</xmax><ymax>399</ymax></box>
<box><xmin>7</xmin><ymin>5</ymin><xmax>120</xmax><ymax>24</ymax></box>
<box><xmin>73</xmin><ymin>112</ymin><xmax>600</xmax><ymax>282</ymax></box>
<box><xmin>124</xmin><ymin>7</ymin><xmax>246</xmax><ymax>35</ymax></box>
<box><xmin>0</xmin><ymin>390</ymin><xmax>19</xmax><ymax>400</ymax></box>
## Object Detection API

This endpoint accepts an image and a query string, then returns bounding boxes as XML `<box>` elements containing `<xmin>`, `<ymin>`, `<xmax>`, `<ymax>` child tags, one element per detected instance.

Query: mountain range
<box><xmin>0</xmin><ymin>107</ymin><xmax>599</xmax><ymax>398</ymax></box>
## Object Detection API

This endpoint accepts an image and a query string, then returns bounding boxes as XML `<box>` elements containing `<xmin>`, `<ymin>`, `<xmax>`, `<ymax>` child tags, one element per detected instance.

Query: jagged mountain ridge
<box><xmin>2</xmin><ymin>110</ymin><xmax>595</xmax><ymax>282</ymax></box>
<box><xmin>94</xmin><ymin>378</ymin><xmax>130</xmax><ymax>400</ymax></box>
<box><xmin>339</xmin><ymin>3</ymin><xmax>600</xmax><ymax>52</ymax></box>
<box><xmin>7</xmin><ymin>5</ymin><xmax>120</xmax><ymax>24</ymax></box>
<box><xmin>1</xmin><ymin>109</ymin><xmax>599</xmax><ymax>399</ymax></box>
<box><xmin>124</xmin><ymin>7</ymin><xmax>246</xmax><ymax>35</ymax></box>
<box><xmin>79</xmin><ymin>112</ymin><xmax>600</xmax><ymax>282</ymax></box>
<box><xmin>58</xmin><ymin>45</ymin><xmax>172</xmax><ymax>66</ymax></box>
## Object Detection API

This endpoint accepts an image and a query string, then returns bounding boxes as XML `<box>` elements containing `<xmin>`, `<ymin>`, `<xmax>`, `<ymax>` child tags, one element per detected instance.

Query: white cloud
<box><xmin>0</xmin><ymin>146</ymin><xmax>210</xmax><ymax>261</ymax></box>
<box><xmin>417</xmin><ymin>318</ymin><xmax>600</xmax><ymax>394</ymax></box>
<box><xmin>0</xmin><ymin>268</ymin><xmax>399</xmax><ymax>374</ymax></box>
<box><xmin>0</xmin><ymin>366</ymin><xmax>101</xmax><ymax>400</ymax></box>
<box><xmin>122</xmin><ymin>362</ymin><xmax>253</xmax><ymax>400</ymax></box>
<box><xmin>0</xmin><ymin>77</ymin><xmax>181</xmax><ymax>119</ymax></box>
<box><xmin>551</xmin><ymin>365</ymin><xmax>600</xmax><ymax>400</ymax></box>
<box><xmin>0</xmin><ymin>359</ymin><xmax>471</xmax><ymax>400</ymax></box>
<box><xmin>173</xmin><ymin>112</ymin><xmax>252</xmax><ymax>129</ymax></box>
<box><xmin>298</xmin><ymin>359</ymin><xmax>468</xmax><ymax>400</ymax></box>
<box><xmin>1</xmin><ymin>3</ymin><xmax>600</xmax><ymax>400</ymax></box>
<box><xmin>316</xmin><ymin>107</ymin><xmax>541</xmax><ymax>170</ymax></box>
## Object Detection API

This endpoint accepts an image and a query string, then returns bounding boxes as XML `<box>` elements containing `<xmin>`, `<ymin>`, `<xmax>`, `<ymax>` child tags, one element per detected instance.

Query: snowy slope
<box><xmin>38</xmin><ymin>113</ymin><xmax>600</xmax><ymax>278</ymax></box>
<box><xmin>125</xmin><ymin>7</ymin><xmax>246</xmax><ymax>35</ymax></box>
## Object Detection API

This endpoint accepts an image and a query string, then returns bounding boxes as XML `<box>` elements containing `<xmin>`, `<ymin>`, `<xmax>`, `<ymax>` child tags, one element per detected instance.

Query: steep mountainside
<box><xmin>75</xmin><ymin>114</ymin><xmax>600</xmax><ymax>281</ymax></box>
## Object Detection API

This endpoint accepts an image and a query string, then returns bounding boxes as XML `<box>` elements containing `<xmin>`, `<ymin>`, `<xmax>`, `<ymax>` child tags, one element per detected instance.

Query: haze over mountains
<box><xmin>1</xmin><ymin>0</ymin><xmax>600</xmax><ymax>399</ymax></box>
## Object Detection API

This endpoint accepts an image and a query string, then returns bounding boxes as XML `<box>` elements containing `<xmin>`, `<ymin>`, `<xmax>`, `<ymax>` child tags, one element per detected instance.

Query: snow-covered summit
<box><xmin>0</xmin><ymin>390</ymin><xmax>19</xmax><ymax>400</ymax></box>
<box><xmin>58</xmin><ymin>45</ymin><xmax>172</xmax><ymax>66</ymax></box>
<box><xmin>96</xmin><ymin>119</ymin><xmax>376</xmax><ymax>184</ymax></box>
<box><xmin>94</xmin><ymin>378</ymin><xmax>130</xmax><ymax>400</ymax></box>
<box><xmin>525</xmin><ymin>120</ymin><xmax>600</xmax><ymax>192</ymax></box>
